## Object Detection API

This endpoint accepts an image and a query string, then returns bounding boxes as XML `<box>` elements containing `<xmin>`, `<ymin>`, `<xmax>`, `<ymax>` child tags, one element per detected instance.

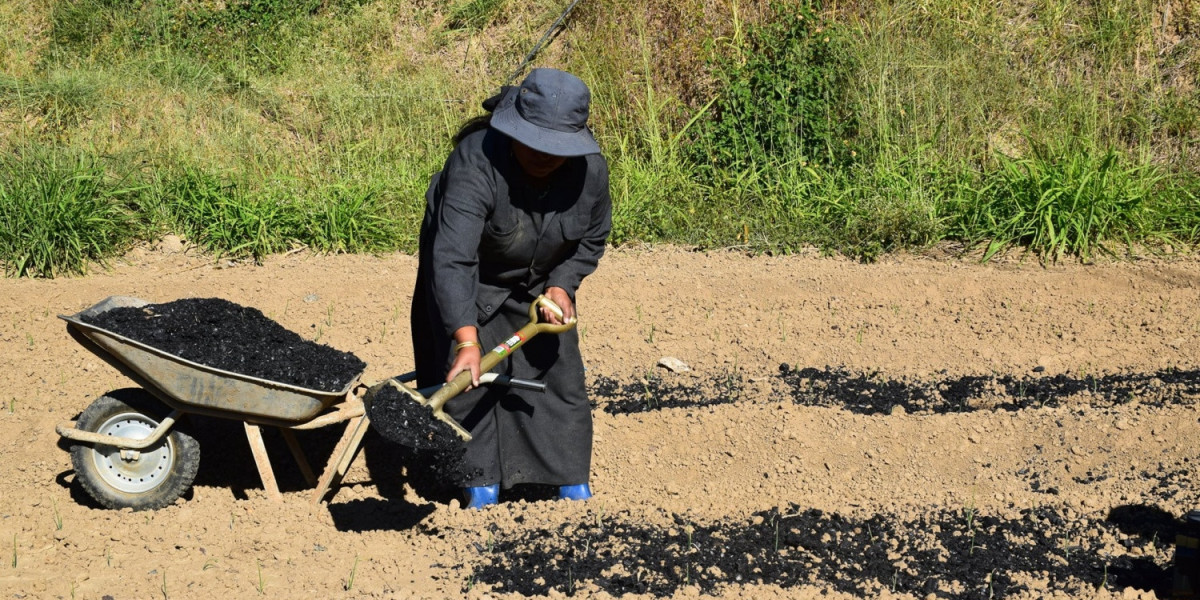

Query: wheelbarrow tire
<box><xmin>70</xmin><ymin>388</ymin><xmax>200</xmax><ymax>511</ymax></box>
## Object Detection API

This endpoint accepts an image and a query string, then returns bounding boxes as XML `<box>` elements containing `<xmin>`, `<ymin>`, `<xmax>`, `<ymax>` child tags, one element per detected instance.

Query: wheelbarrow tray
<box><xmin>60</xmin><ymin>296</ymin><xmax>360</xmax><ymax>423</ymax></box>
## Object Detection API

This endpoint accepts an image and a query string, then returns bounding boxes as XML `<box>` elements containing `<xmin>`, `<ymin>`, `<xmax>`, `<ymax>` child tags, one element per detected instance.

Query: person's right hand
<box><xmin>447</xmin><ymin>345</ymin><xmax>482</xmax><ymax>389</ymax></box>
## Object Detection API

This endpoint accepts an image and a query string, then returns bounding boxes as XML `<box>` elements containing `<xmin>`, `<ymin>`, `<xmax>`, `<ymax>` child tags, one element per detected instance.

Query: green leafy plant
<box><xmin>161</xmin><ymin>170</ymin><xmax>300</xmax><ymax>261</ymax></box>
<box><xmin>690</xmin><ymin>0</ymin><xmax>857</xmax><ymax>172</ymax></box>
<box><xmin>302</xmin><ymin>187</ymin><xmax>399</xmax><ymax>254</ymax></box>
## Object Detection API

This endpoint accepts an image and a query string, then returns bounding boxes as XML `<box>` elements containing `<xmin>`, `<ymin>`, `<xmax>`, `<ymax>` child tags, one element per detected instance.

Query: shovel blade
<box><xmin>365</xmin><ymin>380</ymin><xmax>470</xmax><ymax>450</ymax></box>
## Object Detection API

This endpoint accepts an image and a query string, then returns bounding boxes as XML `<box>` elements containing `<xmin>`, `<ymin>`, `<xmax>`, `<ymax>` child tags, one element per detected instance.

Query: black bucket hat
<box><xmin>490</xmin><ymin>68</ymin><xmax>601</xmax><ymax>157</ymax></box>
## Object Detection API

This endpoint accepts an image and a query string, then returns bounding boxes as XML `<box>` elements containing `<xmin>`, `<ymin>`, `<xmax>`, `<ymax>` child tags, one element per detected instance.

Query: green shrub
<box><xmin>689</xmin><ymin>0</ymin><xmax>857</xmax><ymax>172</ymax></box>
<box><xmin>158</xmin><ymin>169</ymin><xmax>301</xmax><ymax>261</ymax></box>
<box><xmin>0</xmin><ymin>150</ymin><xmax>139</xmax><ymax>277</ymax></box>
<box><xmin>945</xmin><ymin>143</ymin><xmax>1164</xmax><ymax>262</ymax></box>
<box><xmin>302</xmin><ymin>186</ymin><xmax>402</xmax><ymax>254</ymax></box>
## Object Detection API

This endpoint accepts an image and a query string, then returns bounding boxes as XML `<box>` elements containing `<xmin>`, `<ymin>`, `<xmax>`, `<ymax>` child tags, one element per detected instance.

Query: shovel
<box><xmin>378</xmin><ymin>295</ymin><xmax>577</xmax><ymax>444</ymax></box>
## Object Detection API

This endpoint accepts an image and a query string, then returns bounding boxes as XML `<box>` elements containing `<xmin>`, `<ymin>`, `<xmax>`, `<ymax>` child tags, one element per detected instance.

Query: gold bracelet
<box><xmin>454</xmin><ymin>340</ymin><xmax>482</xmax><ymax>353</ymax></box>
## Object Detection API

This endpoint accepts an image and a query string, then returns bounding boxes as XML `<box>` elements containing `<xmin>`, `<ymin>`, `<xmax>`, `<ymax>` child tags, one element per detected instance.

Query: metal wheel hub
<box><xmin>90</xmin><ymin>412</ymin><xmax>174</xmax><ymax>494</ymax></box>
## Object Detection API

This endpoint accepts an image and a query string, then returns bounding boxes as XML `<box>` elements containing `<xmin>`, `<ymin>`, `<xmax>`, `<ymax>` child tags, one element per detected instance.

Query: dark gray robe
<box><xmin>411</xmin><ymin>127</ymin><xmax>611</xmax><ymax>487</ymax></box>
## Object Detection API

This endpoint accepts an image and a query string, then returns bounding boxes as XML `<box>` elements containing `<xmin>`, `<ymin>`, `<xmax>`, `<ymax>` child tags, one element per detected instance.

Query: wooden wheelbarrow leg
<box><xmin>244</xmin><ymin>422</ymin><xmax>284</xmax><ymax>502</ymax></box>
<box><xmin>310</xmin><ymin>413</ymin><xmax>371</xmax><ymax>505</ymax></box>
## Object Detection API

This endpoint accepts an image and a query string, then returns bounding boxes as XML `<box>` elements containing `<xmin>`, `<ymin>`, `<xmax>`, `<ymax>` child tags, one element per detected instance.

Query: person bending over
<box><xmin>411</xmin><ymin>68</ymin><xmax>611</xmax><ymax>509</ymax></box>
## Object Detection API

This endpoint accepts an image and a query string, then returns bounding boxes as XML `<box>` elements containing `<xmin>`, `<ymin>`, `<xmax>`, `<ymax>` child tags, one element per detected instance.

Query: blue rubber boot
<box><xmin>464</xmin><ymin>484</ymin><xmax>499</xmax><ymax>509</ymax></box>
<box><xmin>558</xmin><ymin>483</ymin><xmax>592</xmax><ymax>501</ymax></box>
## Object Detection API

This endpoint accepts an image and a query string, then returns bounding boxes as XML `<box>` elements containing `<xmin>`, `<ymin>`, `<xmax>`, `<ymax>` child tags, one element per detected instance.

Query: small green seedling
<box><xmin>11</xmin><ymin>534</ymin><xmax>16</xmax><ymax>568</ymax></box>
<box><xmin>53</xmin><ymin>500</ymin><xmax>63</xmax><ymax>531</ymax></box>
<box><xmin>161</xmin><ymin>569</ymin><xmax>168</xmax><ymax>600</ymax></box>
<box><xmin>257</xmin><ymin>561</ymin><xmax>265</xmax><ymax>594</ymax></box>
<box><xmin>344</xmin><ymin>556</ymin><xmax>359</xmax><ymax>591</ymax></box>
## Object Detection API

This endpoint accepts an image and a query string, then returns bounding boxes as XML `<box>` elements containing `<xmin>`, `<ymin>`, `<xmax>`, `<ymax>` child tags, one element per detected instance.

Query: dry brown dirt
<box><xmin>1</xmin><ymin>244</ymin><xmax>1199</xmax><ymax>599</ymax></box>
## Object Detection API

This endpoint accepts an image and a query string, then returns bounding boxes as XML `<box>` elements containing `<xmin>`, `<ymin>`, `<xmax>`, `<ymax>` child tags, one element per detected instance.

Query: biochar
<box><xmin>366</xmin><ymin>381</ymin><xmax>477</xmax><ymax>485</ymax></box>
<box><xmin>82</xmin><ymin>298</ymin><xmax>366</xmax><ymax>392</ymax></box>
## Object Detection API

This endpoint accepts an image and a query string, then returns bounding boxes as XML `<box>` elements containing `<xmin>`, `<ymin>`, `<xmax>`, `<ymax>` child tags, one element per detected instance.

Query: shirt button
<box><xmin>485</xmin><ymin>305</ymin><xmax>493</xmax><ymax>312</ymax></box>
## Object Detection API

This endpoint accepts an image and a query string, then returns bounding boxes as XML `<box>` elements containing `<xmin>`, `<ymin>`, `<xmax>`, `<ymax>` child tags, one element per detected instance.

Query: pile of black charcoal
<box><xmin>366</xmin><ymin>381</ymin><xmax>477</xmax><ymax>484</ymax></box>
<box><xmin>468</xmin><ymin>502</ymin><xmax>1183</xmax><ymax>598</ymax></box>
<box><xmin>81</xmin><ymin>298</ymin><xmax>366</xmax><ymax>392</ymax></box>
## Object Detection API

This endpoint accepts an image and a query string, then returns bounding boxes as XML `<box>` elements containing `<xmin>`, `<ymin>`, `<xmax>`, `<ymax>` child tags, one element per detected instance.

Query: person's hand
<box><xmin>542</xmin><ymin>287</ymin><xmax>575</xmax><ymax>325</ymax></box>
<box><xmin>447</xmin><ymin>345</ymin><xmax>482</xmax><ymax>389</ymax></box>
<box><xmin>447</xmin><ymin>327</ymin><xmax>482</xmax><ymax>389</ymax></box>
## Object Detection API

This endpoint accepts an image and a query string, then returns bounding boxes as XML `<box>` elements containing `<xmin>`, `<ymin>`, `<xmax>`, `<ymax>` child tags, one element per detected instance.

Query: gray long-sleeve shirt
<box><xmin>418</xmin><ymin>128</ymin><xmax>612</xmax><ymax>338</ymax></box>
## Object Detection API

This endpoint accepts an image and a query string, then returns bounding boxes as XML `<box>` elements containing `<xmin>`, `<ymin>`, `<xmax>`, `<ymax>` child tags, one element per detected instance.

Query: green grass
<box><xmin>0</xmin><ymin>0</ymin><xmax>1196</xmax><ymax>277</ymax></box>
<box><xmin>945</xmin><ymin>144</ymin><xmax>1170</xmax><ymax>261</ymax></box>
<box><xmin>0</xmin><ymin>148</ymin><xmax>140</xmax><ymax>277</ymax></box>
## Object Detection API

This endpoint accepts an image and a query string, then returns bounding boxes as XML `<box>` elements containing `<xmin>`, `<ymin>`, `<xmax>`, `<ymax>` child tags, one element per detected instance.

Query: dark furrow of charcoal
<box><xmin>366</xmin><ymin>382</ymin><xmax>478</xmax><ymax>485</ymax></box>
<box><xmin>590</xmin><ymin>373</ymin><xmax>745</xmax><ymax>414</ymax></box>
<box><xmin>468</xmin><ymin>503</ymin><xmax>1182</xmax><ymax>598</ymax></box>
<box><xmin>81</xmin><ymin>298</ymin><xmax>365</xmax><ymax>392</ymax></box>
<box><xmin>777</xmin><ymin>364</ymin><xmax>1200</xmax><ymax>415</ymax></box>
<box><xmin>591</xmin><ymin>365</ymin><xmax>1200</xmax><ymax>417</ymax></box>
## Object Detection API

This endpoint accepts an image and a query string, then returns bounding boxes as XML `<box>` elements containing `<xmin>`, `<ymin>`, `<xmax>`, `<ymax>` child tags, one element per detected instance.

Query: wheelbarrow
<box><xmin>55</xmin><ymin>294</ymin><xmax>573</xmax><ymax>511</ymax></box>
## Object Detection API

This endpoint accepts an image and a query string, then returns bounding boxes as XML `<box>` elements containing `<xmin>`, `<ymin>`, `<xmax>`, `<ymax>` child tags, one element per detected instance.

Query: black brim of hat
<box><xmin>490</xmin><ymin>104</ymin><xmax>601</xmax><ymax>157</ymax></box>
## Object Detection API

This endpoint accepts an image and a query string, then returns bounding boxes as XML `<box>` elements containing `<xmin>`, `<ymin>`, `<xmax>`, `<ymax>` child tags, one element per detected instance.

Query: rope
<box><xmin>502</xmin><ymin>0</ymin><xmax>584</xmax><ymax>87</ymax></box>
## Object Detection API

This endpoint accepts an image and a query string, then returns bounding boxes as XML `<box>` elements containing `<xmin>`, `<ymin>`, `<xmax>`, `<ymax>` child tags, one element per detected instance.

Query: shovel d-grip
<box><xmin>395</xmin><ymin>295</ymin><xmax>576</xmax><ymax>442</ymax></box>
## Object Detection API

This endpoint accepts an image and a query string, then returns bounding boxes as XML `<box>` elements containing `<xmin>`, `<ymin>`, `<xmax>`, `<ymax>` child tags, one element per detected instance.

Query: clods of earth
<box><xmin>2</xmin><ymin>247</ymin><xmax>1198</xmax><ymax>599</ymax></box>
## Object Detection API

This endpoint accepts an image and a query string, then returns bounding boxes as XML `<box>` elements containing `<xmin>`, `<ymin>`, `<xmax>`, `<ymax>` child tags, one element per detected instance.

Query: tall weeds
<box><xmin>0</xmin><ymin>0</ymin><xmax>1196</xmax><ymax>276</ymax></box>
<box><xmin>945</xmin><ymin>145</ymin><xmax>1165</xmax><ymax>261</ymax></box>
<box><xmin>0</xmin><ymin>149</ymin><xmax>139</xmax><ymax>277</ymax></box>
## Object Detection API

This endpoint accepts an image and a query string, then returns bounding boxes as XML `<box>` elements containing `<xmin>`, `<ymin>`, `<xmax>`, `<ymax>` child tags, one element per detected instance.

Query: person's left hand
<box><xmin>542</xmin><ymin>286</ymin><xmax>575</xmax><ymax>325</ymax></box>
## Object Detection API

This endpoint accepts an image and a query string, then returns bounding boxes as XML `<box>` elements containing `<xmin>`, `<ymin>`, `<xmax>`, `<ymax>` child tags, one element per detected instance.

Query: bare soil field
<box><xmin>2</xmin><ymin>244</ymin><xmax>1198</xmax><ymax>599</ymax></box>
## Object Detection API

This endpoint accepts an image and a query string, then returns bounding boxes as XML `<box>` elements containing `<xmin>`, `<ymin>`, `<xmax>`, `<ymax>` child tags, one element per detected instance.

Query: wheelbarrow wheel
<box><xmin>69</xmin><ymin>389</ymin><xmax>200</xmax><ymax>511</ymax></box>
